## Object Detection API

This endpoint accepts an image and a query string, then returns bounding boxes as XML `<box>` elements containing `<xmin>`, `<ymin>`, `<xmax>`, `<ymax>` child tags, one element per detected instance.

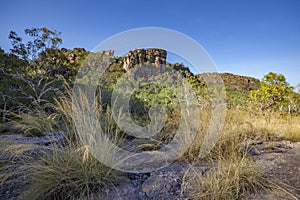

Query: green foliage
<box><xmin>130</xmin><ymin>81</ymin><xmax>180</xmax><ymax>134</ymax></box>
<box><xmin>196</xmin><ymin>73</ymin><xmax>260</xmax><ymax>109</ymax></box>
<box><xmin>0</xmin><ymin>47</ymin><xmax>27</xmax><ymax>74</ymax></box>
<box><xmin>262</xmin><ymin>72</ymin><xmax>287</xmax><ymax>85</ymax></box>
<box><xmin>0</xmin><ymin>48</ymin><xmax>28</xmax><ymax>122</ymax></box>
<box><xmin>226</xmin><ymin>89</ymin><xmax>250</xmax><ymax>109</ymax></box>
<box><xmin>9</xmin><ymin>27</ymin><xmax>62</xmax><ymax>61</ymax></box>
<box><xmin>250</xmin><ymin>72</ymin><xmax>294</xmax><ymax>114</ymax></box>
<box><xmin>57</xmin><ymin>48</ymin><xmax>89</xmax><ymax>82</ymax></box>
<box><xmin>9</xmin><ymin>28</ymin><xmax>69</xmax><ymax>79</ymax></box>
<box><xmin>296</xmin><ymin>83</ymin><xmax>300</xmax><ymax>94</ymax></box>
<box><xmin>0</xmin><ymin>28</ymin><xmax>86</xmax><ymax>122</ymax></box>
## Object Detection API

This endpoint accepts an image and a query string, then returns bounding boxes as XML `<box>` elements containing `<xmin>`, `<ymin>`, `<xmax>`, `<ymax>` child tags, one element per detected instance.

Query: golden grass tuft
<box><xmin>22</xmin><ymin>85</ymin><xmax>126</xmax><ymax>200</ymax></box>
<box><xmin>9</xmin><ymin>107</ymin><xmax>57</xmax><ymax>137</ymax></box>
<box><xmin>193</xmin><ymin>110</ymin><xmax>300</xmax><ymax>160</ymax></box>
<box><xmin>23</xmin><ymin>144</ymin><xmax>125</xmax><ymax>200</ymax></box>
<box><xmin>188</xmin><ymin>154</ymin><xmax>270</xmax><ymax>200</ymax></box>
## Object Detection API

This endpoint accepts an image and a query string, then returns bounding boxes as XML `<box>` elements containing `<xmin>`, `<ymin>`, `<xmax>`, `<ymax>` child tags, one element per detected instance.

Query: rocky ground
<box><xmin>0</xmin><ymin>133</ymin><xmax>64</xmax><ymax>200</ymax></box>
<box><xmin>0</xmin><ymin>133</ymin><xmax>299</xmax><ymax>200</ymax></box>
<box><xmin>244</xmin><ymin>140</ymin><xmax>300</xmax><ymax>200</ymax></box>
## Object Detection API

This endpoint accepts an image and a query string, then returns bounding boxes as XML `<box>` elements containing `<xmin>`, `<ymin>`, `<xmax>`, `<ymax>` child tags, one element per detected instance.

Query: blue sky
<box><xmin>1</xmin><ymin>0</ymin><xmax>299</xmax><ymax>87</ymax></box>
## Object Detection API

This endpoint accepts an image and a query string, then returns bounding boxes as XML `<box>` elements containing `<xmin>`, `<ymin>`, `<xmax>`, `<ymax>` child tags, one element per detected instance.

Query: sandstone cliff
<box><xmin>122</xmin><ymin>48</ymin><xmax>167</xmax><ymax>73</ymax></box>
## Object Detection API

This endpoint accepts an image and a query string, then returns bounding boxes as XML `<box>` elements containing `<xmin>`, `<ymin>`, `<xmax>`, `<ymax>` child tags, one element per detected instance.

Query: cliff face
<box><xmin>121</xmin><ymin>48</ymin><xmax>260</xmax><ymax>92</ymax></box>
<box><xmin>122</xmin><ymin>48</ymin><xmax>167</xmax><ymax>72</ymax></box>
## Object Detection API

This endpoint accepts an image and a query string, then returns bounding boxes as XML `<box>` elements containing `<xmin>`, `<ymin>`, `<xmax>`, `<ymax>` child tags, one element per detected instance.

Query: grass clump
<box><xmin>9</xmin><ymin>106</ymin><xmax>57</xmax><ymax>137</ymax></box>
<box><xmin>180</xmin><ymin>109</ymin><xmax>273</xmax><ymax>199</ymax></box>
<box><xmin>23</xmin><ymin>145</ymin><xmax>125</xmax><ymax>200</ymax></box>
<box><xmin>181</xmin><ymin>109</ymin><xmax>300</xmax><ymax>199</ymax></box>
<box><xmin>189</xmin><ymin>153</ymin><xmax>270</xmax><ymax>200</ymax></box>
<box><xmin>22</xmin><ymin>84</ymin><xmax>127</xmax><ymax>200</ymax></box>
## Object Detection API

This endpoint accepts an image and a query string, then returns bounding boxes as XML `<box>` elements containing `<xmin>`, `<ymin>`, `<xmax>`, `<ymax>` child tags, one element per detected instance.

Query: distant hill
<box><xmin>216</xmin><ymin>73</ymin><xmax>260</xmax><ymax>109</ymax></box>
<box><xmin>219</xmin><ymin>73</ymin><xmax>260</xmax><ymax>92</ymax></box>
<box><xmin>196</xmin><ymin>73</ymin><xmax>260</xmax><ymax>109</ymax></box>
<box><xmin>63</xmin><ymin>48</ymin><xmax>262</xmax><ymax>109</ymax></box>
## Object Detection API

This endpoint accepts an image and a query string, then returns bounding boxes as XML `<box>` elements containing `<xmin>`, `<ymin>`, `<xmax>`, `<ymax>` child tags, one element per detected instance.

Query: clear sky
<box><xmin>1</xmin><ymin>0</ymin><xmax>299</xmax><ymax>87</ymax></box>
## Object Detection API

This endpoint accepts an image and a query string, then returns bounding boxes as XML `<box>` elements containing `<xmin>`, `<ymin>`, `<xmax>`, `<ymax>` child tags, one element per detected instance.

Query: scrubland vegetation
<box><xmin>1</xmin><ymin>27</ymin><xmax>299</xmax><ymax>199</ymax></box>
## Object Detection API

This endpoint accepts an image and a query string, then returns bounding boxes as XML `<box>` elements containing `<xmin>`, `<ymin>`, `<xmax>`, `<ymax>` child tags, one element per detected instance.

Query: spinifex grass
<box><xmin>23</xmin><ymin>144</ymin><xmax>125</xmax><ymax>200</ymax></box>
<box><xmin>23</xmin><ymin>85</ymin><xmax>127</xmax><ymax>200</ymax></box>
<box><xmin>9</xmin><ymin>106</ymin><xmax>57</xmax><ymax>137</ymax></box>
<box><xmin>188</xmin><ymin>152</ymin><xmax>270</xmax><ymax>200</ymax></box>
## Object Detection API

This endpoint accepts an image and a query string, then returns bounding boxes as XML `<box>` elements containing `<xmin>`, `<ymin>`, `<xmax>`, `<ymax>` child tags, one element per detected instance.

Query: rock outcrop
<box><xmin>122</xmin><ymin>48</ymin><xmax>167</xmax><ymax>74</ymax></box>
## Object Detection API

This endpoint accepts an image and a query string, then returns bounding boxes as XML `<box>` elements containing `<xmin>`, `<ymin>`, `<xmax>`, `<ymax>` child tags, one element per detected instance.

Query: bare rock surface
<box><xmin>244</xmin><ymin>141</ymin><xmax>300</xmax><ymax>200</ymax></box>
<box><xmin>99</xmin><ymin>162</ymin><xmax>209</xmax><ymax>200</ymax></box>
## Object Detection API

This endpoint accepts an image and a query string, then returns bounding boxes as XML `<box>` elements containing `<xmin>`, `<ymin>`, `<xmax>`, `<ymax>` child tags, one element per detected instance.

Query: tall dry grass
<box><xmin>181</xmin><ymin>109</ymin><xmax>300</xmax><ymax>199</ymax></box>
<box><xmin>186</xmin><ymin>153</ymin><xmax>270</xmax><ymax>200</ymax></box>
<box><xmin>21</xmin><ymin>84</ymin><xmax>127</xmax><ymax>200</ymax></box>
<box><xmin>9</xmin><ymin>106</ymin><xmax>57</xmax><ymax>137</ymax></box>
<box><xmin>186</xmin><ymin>109</ymin><xmax>300</xmax><ymax>161</ymax></box>
<box><xmin>23</xmin><ymin>145</ymin><xmax>125</xmax><ymax>200</ymax></box>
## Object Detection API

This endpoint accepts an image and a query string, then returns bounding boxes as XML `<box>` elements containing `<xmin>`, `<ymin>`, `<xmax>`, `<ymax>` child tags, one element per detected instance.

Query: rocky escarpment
<box><xmin>122</xmin><ymin>49</ymin><xmax>167</xmax><ymax>74</ymax></box>
<box><xmin>121</xmin><ymin>48</ymin><xmax>197</xmax><ymax>79</ymax></box>
<box><xmin>59</xmin><ymin>47</ymin><xmax>260</xmax><ymax>93</ymax></box>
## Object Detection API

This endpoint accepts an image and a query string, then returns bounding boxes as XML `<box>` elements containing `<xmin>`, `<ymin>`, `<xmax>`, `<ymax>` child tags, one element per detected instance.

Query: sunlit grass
<box><xmin>187</xmin><ymin>153</ymin><xmax>270</xmax><ymax>200</ymax></box>
<box><xmin>23</xmin><ymin>144</ymin><xmax>125</xmax><ymax>200</ymax></box>
<box><xmin>22</xmin><ymin>85</ymin><xmax>126</xmax><ymax>200</ymax></box>
<box><xmin>183</xmin><ymin>109</ymin><xmax>300</xmax><ymax>162</ymax></box>
<box><xmin>177</xmin><ymin>109</ymin><xmax>299</xmax><ymax>199</ymax></box>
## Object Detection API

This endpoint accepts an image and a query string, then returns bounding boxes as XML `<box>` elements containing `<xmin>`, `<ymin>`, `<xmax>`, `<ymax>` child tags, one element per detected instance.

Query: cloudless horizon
<box><xmin>1</xmin><ymin>0</ymin><xmax>299</xmax><ymax>87</ymax></box>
